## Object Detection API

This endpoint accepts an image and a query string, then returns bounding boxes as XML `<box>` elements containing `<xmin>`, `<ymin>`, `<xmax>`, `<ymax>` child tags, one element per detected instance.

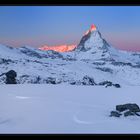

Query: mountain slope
<box><xmin>0</xmin><ymin>24</ymin><xmax>140</xmax><ymax>86</ymax></box>
<box><xmin>76</xmin><ymin>24</ymin><xmax>110</xmax><ymax>52</ymax></box>
<box><xmin>75</xmin><ymin>24</ymin><xmax>140</xmax><ymax>64</ymax></box>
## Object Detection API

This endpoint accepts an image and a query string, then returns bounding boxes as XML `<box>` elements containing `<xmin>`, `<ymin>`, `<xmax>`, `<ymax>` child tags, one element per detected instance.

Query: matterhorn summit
<box><xmin>84</xmin><ymin>24</ymin><xmax>97</xmax><ymax>36</ymax></box>
<box><xmin>76</xmin><ymin>24</ymin><xmax>110</xmax><ymax>52</ymax></box>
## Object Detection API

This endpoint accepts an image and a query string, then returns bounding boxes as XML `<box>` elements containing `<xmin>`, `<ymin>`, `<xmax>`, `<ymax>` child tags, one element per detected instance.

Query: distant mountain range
<box><xmin>39</xmin><ymin>44</ymin><xmax>76</xmax><ymax>52</ymax></box>
<box><xmin>0</xmin><ymin>24</ymin><xmax>140</xmax><ymax>86</ymax></box>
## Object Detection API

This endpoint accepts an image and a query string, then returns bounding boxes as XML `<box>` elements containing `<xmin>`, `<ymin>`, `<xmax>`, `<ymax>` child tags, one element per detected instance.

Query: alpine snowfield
<box><xmin>1</xmin><ymin>24</ymin><xmax>140</xmax><ymax>134</ymax></box>
<box><xmin>0</xmin><ymin>84</ymin><xmax>140</xmax><ymax>134</ymax></box>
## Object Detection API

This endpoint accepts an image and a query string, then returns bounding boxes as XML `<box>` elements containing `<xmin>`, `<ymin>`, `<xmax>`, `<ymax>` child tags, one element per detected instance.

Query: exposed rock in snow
<box><xmin>5</xmin><ymin>70</ymin><xmax>17</xmax><ymax>84</ymax></box>
<box><xmin>110</xmin><ymin>103</ymin><xmax>140</xmax><ymax>118</ymax></box>
<box><xmin>116</xmin><ymin>103</ymin><xmax>140</xmax><ymax>113</ymax></box>
<box><xmin>110</xmin><ymin>111</ymin><xmax>122</xmax><ymax>117</ymax></box>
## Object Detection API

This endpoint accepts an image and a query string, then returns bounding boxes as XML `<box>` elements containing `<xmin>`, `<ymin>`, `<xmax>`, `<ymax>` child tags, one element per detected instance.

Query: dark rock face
<box><xmin>69</xmin><ymin>76</ymin><xmax>96</xmax><ymax>86</ymax></box>
<box><xmin>116</xmin><ymin>103</ymin><xmax>140</xmax><ymax>113</ymax></box>
<box><xmin>92</xmin><ymin>62</ymin><xmax>106</xmax><ymax>66</ymax></box>
<box><xmin>46</xmin><ymin>77</ymin><xmax>61</xmax><ymax>84</ymax></box>
<box><xmin>110</xmin><ymin>103</ymin><xmax>140</xmax><ymax>118</ymax></box>
<box><xmin>116</xmin><ymin>105</ymin><xmax>128</xmax><ymax>112</ymax></box>
<box><xmin>96</xmin><ymin>67</ymin><xmax>113</xmax><ymax>74</ymax></box>
<box><xmin>99</xmin><ymin>81</ymin><xmax>113</xmax><ymax>87</ymax></box>
<box><xmin>124</xmin><ymin>111</ymin><xmax>135</xmax><ymax>117</ymax></box>
<box><xmin>111</xmin><ymin>61</ymin><xmax>140</xmax><ymax>68</ymax></box>
<box><xmin>82</xmin><ymin>76</ymin><xmax>96</xmax><ymax>85</ymax></box>
<box><xmin>76</xmin><ymin>31</ymin><xmax>92</xmax><ymax>52</ymax></box>
<box><xmin>114</xmin><ymin>84</ymin><xmax>121</xmax><ymax>88</ymax></box>
<box><xmin>126</xmin><ymin>103</ymin><xmax>140</xmax><ymax>112</ymax></box>
<box><xmin>70</xmin><ymin>81</ymin><xmax>76</xmax><ymax>85</ymax></box>
<box><xmin>0</xmin><ymin>58</ymin><xmax>14</xmax><ymax>65</ymax></box>
<box><xmin>110</xmin><ymin>111</ymin><xmax>122</xmax><ymax>117</ymax></box>
<box><xmin>111</xmin><ymin>61</ymin><xmax>133</xmax><ymax>67</ymax></box>
<box><xmin>70</xmin><ymin>79</ymin><xmax>121</xmax><ymax>88</ymax></box>
<box><xmin>5</xmin><ymin>70</ymin><xmax>17</xmax><ymax>84</ymax></box>
<box><xmin>98</xmin><ymin>81</ymin><xmax>121</xmax><ymax>88</ymax></box>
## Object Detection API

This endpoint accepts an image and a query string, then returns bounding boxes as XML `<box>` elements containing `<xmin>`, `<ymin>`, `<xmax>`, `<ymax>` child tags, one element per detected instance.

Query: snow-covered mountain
<box><xmin>76</xmin><ymin>24</ymin><xmax>110</xmax><ymax>52</ymax></box>
<box><xmin>0</xmin><ymin>24</ymin><xmax>140</xmax><ymax>86</ymax></box>
<box><xmin>75</xmin><ymin>24</ymin><xmax>140</xmax><ymax>63</ymax></box>
<box><xmin>39</xmin><ymin>44</ymin><xmax>76</xmax><ymax>52</ymax></box>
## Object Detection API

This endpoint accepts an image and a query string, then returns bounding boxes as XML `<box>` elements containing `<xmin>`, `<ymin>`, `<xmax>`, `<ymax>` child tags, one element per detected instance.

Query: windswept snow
<box><xmin>0</xmin><ymin>84</ymin><xmax>140</xmax><ymax>134</ymax></box>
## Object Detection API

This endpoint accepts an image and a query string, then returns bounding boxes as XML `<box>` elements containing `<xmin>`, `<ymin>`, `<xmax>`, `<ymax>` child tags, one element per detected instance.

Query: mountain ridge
<box><xmin>0</xmin><ymin>25</ymin><xmax>140</xmax><ymax>86</ymax></box>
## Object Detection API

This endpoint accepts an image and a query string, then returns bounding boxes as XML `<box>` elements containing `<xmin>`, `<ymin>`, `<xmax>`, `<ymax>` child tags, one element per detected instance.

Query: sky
<box><xmin>0</xmin><ymin>6</ymin><xmax>140</xmax><ymax>51</ymax></box>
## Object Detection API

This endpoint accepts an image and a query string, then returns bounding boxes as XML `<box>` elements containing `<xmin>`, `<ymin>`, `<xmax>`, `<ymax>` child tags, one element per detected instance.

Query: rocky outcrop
<box><xmin>98</xmin><ymin>81</ymin><xmax>121</xmax><ymax>88</ymax></box>
<box><xmin>110</xmin><ymin>103</ymin><xmax>140</xmax><ymax>117</ymax></box>
<box><xmin>45</xmin><ymin>77</ymin><xmax>61</xmax><ymax>84</ymax></box>
<box><xmin>110</xmin><ymin>111</ymin><xmax>122</xmax><ymax>117</ymax></box>
<box><xmin>116</xmin><ymin>103</ymin><xmax>140</xmax><ymax>113</ymax></box>
<box><xmin>82</xmin><ymin>76</ymin><xmax>96</xmax><ymax>85</ymax></box>
<box><xmin>124</xmin><ymin>111</ymin><xmax>135</xmax><ymax>117</ymax></box>
<box><xmin>5</xmin><ymin>70</ymin><xmax>17</xmax><ymax>84</ymax></box>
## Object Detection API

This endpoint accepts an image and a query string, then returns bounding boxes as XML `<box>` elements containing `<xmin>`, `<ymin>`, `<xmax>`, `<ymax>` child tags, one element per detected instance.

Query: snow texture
<box><xmin>0</xmin><ymin>84</ymin><xmax>140</xmax><ymax>134</ymax></box>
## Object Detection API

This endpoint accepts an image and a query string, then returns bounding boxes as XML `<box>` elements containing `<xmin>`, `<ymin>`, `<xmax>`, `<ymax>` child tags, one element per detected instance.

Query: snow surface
<box><xmin>0</xmin><ymin>84</ymin><xmax>140</xmax><ymax>134</ymax></box>
<box><xmin>0</xmin><ymin>43</ymin><xmax>140</xmax><ymax>86</ymax></box>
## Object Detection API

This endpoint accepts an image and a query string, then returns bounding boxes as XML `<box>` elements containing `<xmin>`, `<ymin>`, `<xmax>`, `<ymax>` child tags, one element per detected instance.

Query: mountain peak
<box><xmin>76</xmin><ymin>24</ymin><xmax>110</xmax><ymax>52</ymax></box>
<box><xmin>90</xmin><ymin>24</ymin><xmax>97</xmax><ymax>32</ymax></box>
<box><xmin>84</xmin><ymin>24</ymin><xmax>97</xmax><ymax>36</ymax></box>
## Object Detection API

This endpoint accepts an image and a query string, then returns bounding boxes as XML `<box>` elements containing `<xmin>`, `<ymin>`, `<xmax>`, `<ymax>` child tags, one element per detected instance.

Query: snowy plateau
<box><xmin>0</xmin><ymin>24</ymin><xmax>140</xmax><ymax>134</ymax></box>
<box><xmin>0</xmin><ymin>84</ymin><xmax>140</xmax><ymax>134</ymax></box>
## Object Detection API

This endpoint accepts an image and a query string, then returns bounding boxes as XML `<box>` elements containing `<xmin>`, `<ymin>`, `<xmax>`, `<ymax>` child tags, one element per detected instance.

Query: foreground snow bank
<box><xmin>0</xmin><ymin>84</ymin><xmax>140</xmax><ymax>134</ymax></box>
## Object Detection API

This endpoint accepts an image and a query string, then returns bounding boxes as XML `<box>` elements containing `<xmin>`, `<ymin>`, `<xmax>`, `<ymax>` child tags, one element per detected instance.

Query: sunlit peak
<box><xmin>90</xmin><ymin>24</ymin><xmax>97</xmax><ymax>31</ymax></box>
<box><xmin>39</xmin><ymin>44</ymin><xmax>76</xmax><ymax>52</ymax></box>
<box><xmin>84</xmin><ymin>24</ymin><xmax>97</xmax><ymax>36</ymax></box>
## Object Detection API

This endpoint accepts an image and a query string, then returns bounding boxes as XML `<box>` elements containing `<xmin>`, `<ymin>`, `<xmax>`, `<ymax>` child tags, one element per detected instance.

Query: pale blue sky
<box><xmin>0</xmin><ymin>6</ymin><xmax>140</xmax><ymax>51</ymax></box>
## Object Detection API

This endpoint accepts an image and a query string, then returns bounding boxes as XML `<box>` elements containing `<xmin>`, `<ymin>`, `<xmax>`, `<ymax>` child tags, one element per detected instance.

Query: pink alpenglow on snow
<box><xmin>39</xmin><ymin>44</ymin><xmax>76</xmax><ymax>52</ymax></box>
<box><xmin>84</xmin><ymin>24</ymin><xmax>97</xmax><ymax>36</ymax></box>
<box><xmin>90</xmin><ymin>24</ymin><xmax>97</xmax><ymax>31</ymax></box>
